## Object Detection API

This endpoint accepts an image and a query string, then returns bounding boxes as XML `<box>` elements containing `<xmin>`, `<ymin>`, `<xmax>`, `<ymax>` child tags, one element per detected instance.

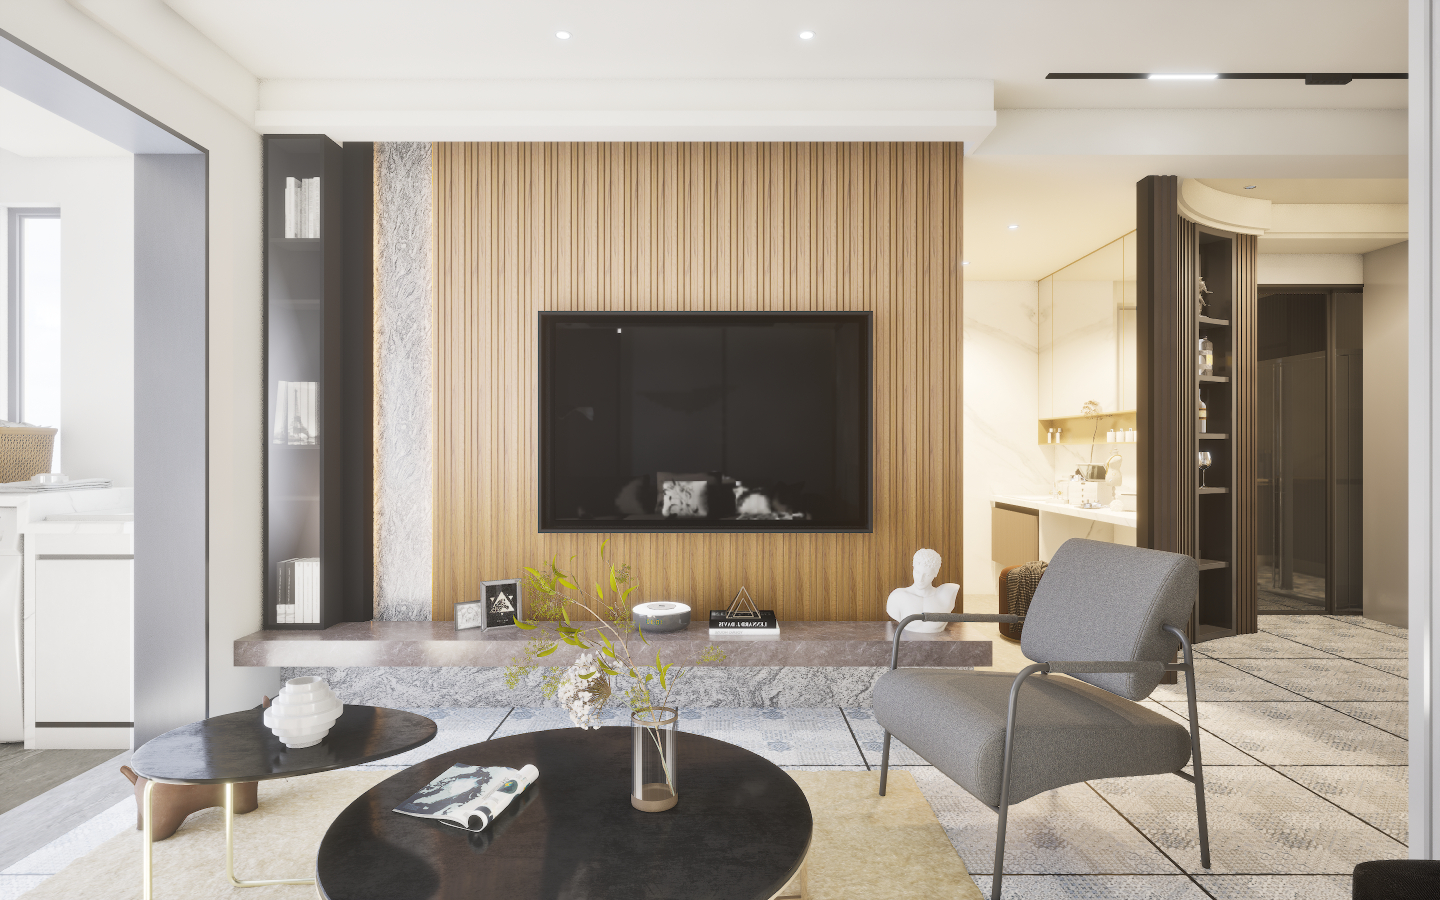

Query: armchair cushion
<box><xmin>873</xmin><ymin>668</ymin><xmax>1191</xmax><ymax>807</ymax></box>
<box><xmin>1020</xmin><ymin>539</ymin><xmax>1198</xmax><ymax>700</ymax></box>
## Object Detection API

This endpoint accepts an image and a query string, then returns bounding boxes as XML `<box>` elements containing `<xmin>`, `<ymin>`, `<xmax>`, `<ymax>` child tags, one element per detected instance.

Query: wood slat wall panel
<box><xmin>431</xmin><ymin>143</ymin><xmax>962</xmax><ymax>622</ymax></box>
<box><xmin>1233</xmin><ymin>233</ymin><xmax>1258</xmax><ymax>633</ymax></box>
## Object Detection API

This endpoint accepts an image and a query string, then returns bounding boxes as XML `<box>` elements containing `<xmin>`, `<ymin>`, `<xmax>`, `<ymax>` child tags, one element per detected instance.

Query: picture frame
<box><xmin>454</xmin><ymin>598</ymin><xmax>486</xmax><ymax>632</ymax></box>
<box><xmin>479</xmin><ymin>579</ymin><xmax>523</xmax><ymax>630</ymax></box>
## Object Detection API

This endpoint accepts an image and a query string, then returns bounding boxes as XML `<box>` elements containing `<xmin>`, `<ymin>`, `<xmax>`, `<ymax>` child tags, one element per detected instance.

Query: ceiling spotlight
<box><xmin>1147</xmin><ymin>73</ymin><xmax>1219</xmax><ymax>80</ymax></box>
<box><xmin>1007</xmin><ymin>224</ymin><xmax>1019</xmax><ymax>230</ymax></box>
<box><xmin>556</xmin><ymin>30</ymin><xmax>571</xmax><ymax>39</ymax></box>
<box><xmin>1243</xmin><ymin>184</ymin><xmax>1258</xmax><ymax>190</ymax></box>
<box><xmin>961</xmin><ymin>261</ymin><xmax>970</xmax><ymax>266</ymax></box>
<box><xmin>799</xmin><ymin>30</ymin><xmax>815</xmax><ymax>39</ymax></box>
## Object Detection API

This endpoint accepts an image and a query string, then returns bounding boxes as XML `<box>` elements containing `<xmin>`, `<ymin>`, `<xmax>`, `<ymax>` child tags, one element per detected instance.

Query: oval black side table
<box><xmin>131</xmin><ymin>704</ymin><xmax>435</xmax><ymax>900</ymax></box>
<box><xmin>316</xmin><ymin>727</ymin><xmax>813</xmax><ymax>900</ymax></box>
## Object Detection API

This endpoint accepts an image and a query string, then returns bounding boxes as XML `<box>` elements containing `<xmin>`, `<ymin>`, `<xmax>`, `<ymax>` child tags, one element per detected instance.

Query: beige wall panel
<box><xmin>991</xmin><ymin>507</ymin><xmax>1040</xmax><ymax>569</ymax></box>
<box><xmin>432</xmin><ymin>143</ymin><xmax>963</xmax><ymax>621</ymax></box>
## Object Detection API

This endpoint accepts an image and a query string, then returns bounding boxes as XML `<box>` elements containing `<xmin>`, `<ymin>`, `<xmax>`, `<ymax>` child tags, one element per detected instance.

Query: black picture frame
<box><xmin>480</xmin><ymin>579</ymin><xmax>523</xmax><ymax>629</ymax></box>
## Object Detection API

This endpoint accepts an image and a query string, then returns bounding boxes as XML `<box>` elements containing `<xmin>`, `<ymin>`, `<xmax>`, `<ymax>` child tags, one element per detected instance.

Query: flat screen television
<box><xmin>539</xmin><ymin>311</ymin><xmax>872</xmax><ymax>532</ymax></box>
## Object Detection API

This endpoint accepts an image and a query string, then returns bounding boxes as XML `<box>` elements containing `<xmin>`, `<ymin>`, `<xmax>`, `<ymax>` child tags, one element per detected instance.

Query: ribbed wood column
<box><xmin>431</xmin><ymin>143</ymin><xmax>963</xmax><ymax>622</ymax></box>
<box><xmin>1232</xmin><ymin>233</ymin><xmax>1258</xmax><ymax>634</ymax></box>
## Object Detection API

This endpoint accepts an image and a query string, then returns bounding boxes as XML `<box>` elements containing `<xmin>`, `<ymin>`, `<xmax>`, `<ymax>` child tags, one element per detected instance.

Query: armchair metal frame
<box><xmin>879</xmin><ymin>612</ymin><xmax>1210</xmax><ymax>899</ymax></box>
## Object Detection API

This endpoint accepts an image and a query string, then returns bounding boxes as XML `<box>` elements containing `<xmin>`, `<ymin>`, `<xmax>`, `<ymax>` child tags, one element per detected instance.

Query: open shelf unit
<box><xmin>263</xmin><ymin>135</ymin><xmax>373</xmax><ymax>630</ymax></box>
<box><xmin>1037</xmin><ymin>410</ymin><xmax>1137</xmax><ymax>445</ymax></box>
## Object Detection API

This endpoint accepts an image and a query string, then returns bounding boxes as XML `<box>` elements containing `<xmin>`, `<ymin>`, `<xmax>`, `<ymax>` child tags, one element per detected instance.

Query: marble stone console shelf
<box><xmin>236</xmin><ymin>621</ymin><xmax>991</xmax><ymax>669</ymax></box>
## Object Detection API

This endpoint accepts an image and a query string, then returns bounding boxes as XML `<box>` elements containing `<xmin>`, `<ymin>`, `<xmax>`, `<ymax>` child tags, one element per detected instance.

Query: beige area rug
<box><xmin>23</xmin><ymin>769</ymin><xmax>980</xmax><ymax>900</ymax></box>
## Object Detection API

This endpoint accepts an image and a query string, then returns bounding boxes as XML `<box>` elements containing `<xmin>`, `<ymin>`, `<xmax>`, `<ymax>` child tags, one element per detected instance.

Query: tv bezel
<box><xmin>537</xmin><ymin>310</ymin><xmax>874</xmax><ymax>534</ymax></box>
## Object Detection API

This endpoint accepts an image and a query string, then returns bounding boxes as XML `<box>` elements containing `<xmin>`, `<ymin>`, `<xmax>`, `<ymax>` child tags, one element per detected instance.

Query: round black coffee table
<box><xmin>315</xmin><ymin>727</ymin><xmax>814</xmax><ymax>900</ymax></box>
<box><xmin>132</xmin><ymin>705</ymin><xmax>435</xmax><ymax>899</ymax></box>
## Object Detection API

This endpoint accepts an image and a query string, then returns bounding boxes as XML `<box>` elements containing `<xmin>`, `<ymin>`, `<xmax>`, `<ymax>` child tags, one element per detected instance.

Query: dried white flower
<box><xmin>556</xmin><ymin>652</ymin><xmax>611</xmax><ymax>730</ymax></box>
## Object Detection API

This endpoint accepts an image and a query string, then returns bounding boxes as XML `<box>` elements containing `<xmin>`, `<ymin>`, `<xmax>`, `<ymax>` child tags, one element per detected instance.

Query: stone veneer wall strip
<box><xmin>374</xmin><ymin>142</ymin><xmax>433</xmax><ymax>621</ymax></box>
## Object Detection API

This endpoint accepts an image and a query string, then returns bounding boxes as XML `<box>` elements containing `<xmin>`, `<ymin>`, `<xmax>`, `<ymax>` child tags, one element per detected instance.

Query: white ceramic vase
<box><xmin>263</xmin><ymin>676</ymin><xmax>342</xmax><ymax>748</ymax></box>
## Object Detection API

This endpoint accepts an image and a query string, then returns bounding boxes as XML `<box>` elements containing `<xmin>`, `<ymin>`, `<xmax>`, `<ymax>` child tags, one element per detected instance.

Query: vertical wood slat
<box><xmin>1232</xmin><ymin>233</ymin><xmax>1258</xmax><ymax>634</ymax></box>
<box><xmin>430</xmin><ymin>143</ymin><xmax>963</xmax><ymax>622</ymax></box>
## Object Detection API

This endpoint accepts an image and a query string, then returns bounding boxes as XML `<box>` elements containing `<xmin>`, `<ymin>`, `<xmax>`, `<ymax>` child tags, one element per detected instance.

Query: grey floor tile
<box><xmin>1196</xmin><ymin>632</ymin><xmax>1339</xmax><ymax>660</ymax></box>
<box><xmin>350</xmin><ymin>707</ymin><xmax>515</xmax><ymax>769</ymax></box>
<box><xmin>0</xmin><ymin>797</ymin><xmax>130</xmax><ymax>876</ymax></box>
<box><xmin>971</xmin><ymin>875</ymin><xmax>1211</xmax><ymax>899</ymax></box>
<box><xmin>1158</xmin><ymin>702</ymin><xmax>1408</xmax><ymax>765</ymax></box>
<box><xmin>491</xmin><ymin>706</ymin><xmax>627</xmax><ymax>737</ymax></box>
<box><xmin>1224</xmin><ymin>659</ymin><xmax>1408</xmax><ymax>702</ymax></box>
<box><xmin>1327</xmin><ymin>616</ymin><xmax>1408</xmax><ymax>639</ymax></box>
<box><xmin>1353</xmin><ymin>658</ymin><xmax>1408</xmax><ymax>679</ymax></box>
<box><xmin>0</xmin><ymin>874</ymin><xmax>47</xmax><ymax>899</ymax></box>
<box><xmin>842</xmin><ymin>707</ymin><xmax>929</xmax><ymax>766</ymax></box>
<box><xmin>0</xmin><ymin>746</ymin><xmax>126</xmax><ymax>817</ymax></box>
<box><xmin>1319</xmin><ymin>701</ymin><xmax>1407</xmax><ymax>739</ymax></box>
<box><xmin>1148</xmin><ymin>658</ymin><xmax>1307</xmax><ymax>702</ymax></box>
<box><xmin>673</xmin><ymin>708</ymin><xmax>867</xmax><ymax>766</ymax></box>
<box><xmin>1195</xmin><ymin>875</ymin><xmax>1354</xmax><ymax>900</ymax></box>
<box><xmin>1139</xmin><ymin>701</ymin><xmax>1261</xmax><ymax>766</ymax></box>
<box><xmin>908</xmin><ymin>769</ymin><xmax>1183</xmax><ymax>875</ymax></box>
<box><xmin>0</xmin><ymin>749</ymin><xmax>134</xmax><ymax>872</ymax></box>
<box><xmin>1275</xmin><ymin>766</ymin><xmax>1408</xmax><ymax>843</ymax></box>
<box><xmin>1259</xmin><ymin>619</ymin><xmax>1408</xmax><ymax>658</ymax></box>
<box><xmin>1092</xmin><ymin>766</ymin><xmax>1406</xmax><ymax>874</ymax></box>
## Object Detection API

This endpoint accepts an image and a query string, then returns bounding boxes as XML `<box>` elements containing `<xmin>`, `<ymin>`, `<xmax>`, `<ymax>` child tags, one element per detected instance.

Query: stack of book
<box><xmin>272</xmin><ymin>381</ymin><xmax>319</xmax><ymax>446</ymax></box>
<box><xmin>284</xmin><ymin>176</ymin><xmax>321</xmax><ymax>239</ymax></box>
<box><xmin>277</xmin><ymin>557</ymin><xmax>320</xmax><ymax>624</ymax></box>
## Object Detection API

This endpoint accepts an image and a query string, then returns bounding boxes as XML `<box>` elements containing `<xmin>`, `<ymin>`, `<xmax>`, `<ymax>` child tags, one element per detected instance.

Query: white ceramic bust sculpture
<box><xmin>886</xmin><ymin>549</ymin><xmax>960</xmax><ymax>633</ymax></box>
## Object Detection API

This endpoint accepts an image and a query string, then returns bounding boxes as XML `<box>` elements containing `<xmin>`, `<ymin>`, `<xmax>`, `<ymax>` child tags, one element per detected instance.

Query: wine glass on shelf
<box><xmin>1197</xmin><ymin>451</ymin><xmax>1213</xmax><ymax>488</ymax></box>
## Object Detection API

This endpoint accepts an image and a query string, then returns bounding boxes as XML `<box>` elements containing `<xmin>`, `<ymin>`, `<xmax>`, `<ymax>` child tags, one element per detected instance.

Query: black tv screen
<box><xmin>539</xmin><ymin>311</ymin><xmax>872</xmax><ymax>532</ymax></box>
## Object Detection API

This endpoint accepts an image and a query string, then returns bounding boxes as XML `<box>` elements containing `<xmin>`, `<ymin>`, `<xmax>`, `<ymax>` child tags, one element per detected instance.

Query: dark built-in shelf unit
<box><xmin>1138</xmin><ymin>176</ymin><xmax>1258</xmax><ymax>642</ymax></box>
<box><xmin>263</xmin><ymin>135</ymin><xmax>373</xmax><ymax>629</ymax></box>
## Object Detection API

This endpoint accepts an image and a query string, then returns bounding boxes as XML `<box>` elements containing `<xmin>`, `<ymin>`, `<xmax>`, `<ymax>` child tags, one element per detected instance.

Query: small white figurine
<box><xmin>886</xmin><ymin>549</ymin><xmax>960</xmax><ymax>634</ymax></box>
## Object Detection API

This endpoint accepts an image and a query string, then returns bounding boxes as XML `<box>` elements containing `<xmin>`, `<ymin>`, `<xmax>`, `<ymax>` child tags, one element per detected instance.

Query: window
<box><xmin>6</xmin><ymin>208</ymin><xmax>62</xmax><ymax>469</ymax></box>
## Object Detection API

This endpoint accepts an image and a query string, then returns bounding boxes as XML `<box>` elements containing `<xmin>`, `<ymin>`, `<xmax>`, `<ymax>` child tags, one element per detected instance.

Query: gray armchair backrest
<box><xmin>1020</xmin><ymin>539</ymin><xmax>1198</xmax><ymax>700</ymax></box>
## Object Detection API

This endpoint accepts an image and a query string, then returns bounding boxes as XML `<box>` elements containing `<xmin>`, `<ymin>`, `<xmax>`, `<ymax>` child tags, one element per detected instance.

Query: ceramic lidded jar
<box><xmin>263</xmin><ymin>676</ymin><xmax>343</xmax><ymax>748</ymax></box>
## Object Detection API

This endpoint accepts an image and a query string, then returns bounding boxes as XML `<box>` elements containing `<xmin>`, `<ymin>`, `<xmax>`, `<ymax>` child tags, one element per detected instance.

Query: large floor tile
<box><xmin>1197</xmin><ymin>632</ymin><xmax>1338</xmax><ymax>660</ymax></box>
<box><xmin>352</xmin><ymin>706</ymin><xmax>514</xmax><ymax>768</ymax></box>
<box><xmin>1195</xmin><ymin>875</ymin><xmax>1353</xmax><ymax>900</ymax></box>
<box><xmin>490</xmin><ymin>705</ymin><xmax>628</xmax><ymax>737</ymax></box>
<box><xmin>1092</xmin><ymin>766</ymin><xmax>1406</xmax><ymax>874</ymax></box>
<box><xmin>1148</xmin><ymin>658</ymin><xmax>1307</xmax><ymax>702</ymax></box>
<box><xmin>1259</xmin><ymin>619</ymin><xmax>1408</xmax><ymax>659</ymax></box>
<box><xmin>1224</xmin><ymin>659</ymin><xmax>1408</xmax><ymax>702</ymax></box>
<box><xmin>672</xmin><ymin>708</ymin><xmax>868</xmax><ymax>766</ymax></box>
<box><xmin>1353</xmin><ymin>658</ymin><xmax>1408</xmax><ymax>679</ymax></box>
<box><xmin>1159</xmin><ymin>702</ymin><xmax>1408</xmax><ymax>765</ymax></box>
<box><xmin>1319</xmin><ymin>701</ymin><xmax>1408</xmax><ymax>739</ymax></box>
<box><xmin>1138</xmin><ymin>702</ymin><xmax>1261</xmax><ymax>766</ymax></box>
<box><xmin>0</xmin><ymin>875</ymin><xmax>46</xmax><ymax>900</ymax></box>
<box><xmin>1327</xmin><ymin>616</ymin><xmax>1408</xmax><ymax>639</ymax></box>
<box><xmin>971</xmin><ymin>875</ymin><xmax>1211</xmax><ymax>900</ymax></box>
<box><xmin>908</xmin><ymin>769</ymin><xmax>1183</xmax><ymax>875</ymax></box>
<box><xmin>842</xmin><ymin>707</ymin><xmax>930</xmax><ymax>766</ymax></box>
<box><xmin>1275</xmin><ymin>766</ymin><xmax>1408</xmax><ymax>843</ymax></box>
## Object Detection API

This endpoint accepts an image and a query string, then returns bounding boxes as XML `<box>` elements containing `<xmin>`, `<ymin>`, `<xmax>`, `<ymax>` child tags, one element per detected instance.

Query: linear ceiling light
<box><xmin>1048</xmin><ymin>72</ymin><xmax>1406</xmax><ymax>85</ymax></box>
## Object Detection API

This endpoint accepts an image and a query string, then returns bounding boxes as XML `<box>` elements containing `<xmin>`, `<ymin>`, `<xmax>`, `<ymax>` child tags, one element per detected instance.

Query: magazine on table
<box><xmin>393</xmin><ymin>763</ymin><xmax>539</xmax><ymax>832</ymax></box>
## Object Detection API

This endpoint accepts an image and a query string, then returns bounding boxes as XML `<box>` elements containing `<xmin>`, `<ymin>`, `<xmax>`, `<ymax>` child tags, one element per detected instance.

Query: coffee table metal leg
<box><xmin>223</xmin><ymin>781</ymin><xmax>314</xmax><ymax>887</ymax></box>
<box><xmin>142</xmin><ymin>779</ymin><xmax>155</xmax><ymax>900</ymax></box>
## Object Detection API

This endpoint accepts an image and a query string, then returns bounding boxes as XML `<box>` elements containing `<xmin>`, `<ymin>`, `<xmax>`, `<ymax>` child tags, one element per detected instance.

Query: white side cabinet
<box><xmin>18</xmin><ymin>493</ymin><xmax>135</xmax><ymax>749</ymax></box>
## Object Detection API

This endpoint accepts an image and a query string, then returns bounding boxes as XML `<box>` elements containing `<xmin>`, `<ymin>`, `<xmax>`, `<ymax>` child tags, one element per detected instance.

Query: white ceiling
<box><xmin>0</xmin><ymin>87</ymin><xmax>130</xmax><ymax>157</ymax></box>
<box><xmin>1197</xmin><ymin>178</ymin><xmax>1409</xmax><ymax>204</ymax></box>
<box><xmin>165</xmin><ymin>0</ymin><xmax>1406</xmax><ymax>109</ymax></box>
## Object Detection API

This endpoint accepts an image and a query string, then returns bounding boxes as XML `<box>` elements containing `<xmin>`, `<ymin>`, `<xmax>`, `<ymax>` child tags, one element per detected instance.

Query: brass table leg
<box><xmin>142</xmin><ymin>780</ymin><xmax>154</xmax><ymax>900</ymax></box>
<box><xmin>224</xmin><ymin>782</ymin><xmax>314</xmax><ymax>887</ymax></box>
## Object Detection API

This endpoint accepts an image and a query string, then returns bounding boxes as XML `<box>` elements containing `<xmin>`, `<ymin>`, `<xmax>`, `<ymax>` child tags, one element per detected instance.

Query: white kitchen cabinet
<box><xmin>34</xmin><ymin>559</ymin><xmax>132</xmax><ymax>732</ymax></box>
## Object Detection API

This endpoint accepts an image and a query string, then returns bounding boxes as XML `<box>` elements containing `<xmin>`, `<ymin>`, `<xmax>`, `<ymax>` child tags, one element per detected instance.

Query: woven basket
<box><xmin>0</xmin><ymin>427</ymin><xmax>57</xmax><ymax>483</ymax></box>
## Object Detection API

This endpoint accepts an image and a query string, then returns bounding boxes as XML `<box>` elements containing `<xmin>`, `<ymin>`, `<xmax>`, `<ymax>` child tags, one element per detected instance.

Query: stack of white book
<box><xmin>284</xmin><ymin>176</ymin><xmax>321</xmax><ymax>239</ymax></box>
<box><xmin>272</xmin><ymin>381</ymin><xmax>319</xmax><ymax>446</ymax></box>
<box><xmin>277</xmin><ymin>558</ymin><xmax>320</xmax><ymax>624</ymax></box>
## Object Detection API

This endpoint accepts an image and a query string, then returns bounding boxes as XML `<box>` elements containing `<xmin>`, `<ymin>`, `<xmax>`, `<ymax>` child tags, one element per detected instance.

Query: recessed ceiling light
<box><xmin>1243</xmin><ymin>185</ymin><xmax>1258</xmax><ymax>190</ymax></box>
<box><xmin>1147</xmin><ymin>73</ymin><xmax>1219</xmax><ymax>80</ymax></box>
<box><xmin>799</xmin><ymin>30</ymin><xmax>815</xmax><ymax>40</ymax></box>
<box><xmin>1007</xmin><ymin>224</ymin><xmax>1019</xmax><ymax>230</ymax></box>
<box><xmin>556</xmin><ymin>31</ymin><xmax>571</xmax><ymax>39</ymax></box>
<box><xmin>961</xmin><ymin>261</ymin><xmax>970</xmax><ymax>266</ymax></box>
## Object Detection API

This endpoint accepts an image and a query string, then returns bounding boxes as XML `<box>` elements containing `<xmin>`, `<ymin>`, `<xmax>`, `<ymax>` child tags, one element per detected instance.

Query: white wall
<box><xmin>0</xmin><ymin>150</ymin><xmax>133</xmax><ymax>487</ymax></box>
<box><xmin>0</xmin><ymin>1</ymin><xmax>274</xmax><ymax>713</ymax></box>
<box><xmin>962</xmin><ymin>281</ymin><xmax>1051</xmax><ymax>594</ymax></box>
<box><xmin>1363</xmin><ymin>241</ymin><xmax>1408</xmax><ymax>626</ymax></box>
<box><xmin>1257</xmin><ymin>253</ymin><xmax>1364</xmax><ymax>285</ymax></box>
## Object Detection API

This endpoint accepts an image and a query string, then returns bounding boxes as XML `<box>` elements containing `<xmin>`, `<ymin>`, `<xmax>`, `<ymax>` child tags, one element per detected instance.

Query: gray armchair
<box><xmin>873</xmin><ymin>538</ymin><xmax>1210</xmax><ymax>899</ymax></box>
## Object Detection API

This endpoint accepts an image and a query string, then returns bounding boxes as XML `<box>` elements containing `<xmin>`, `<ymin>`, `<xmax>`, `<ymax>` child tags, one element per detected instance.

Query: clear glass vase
<box><xmin>631</xmin><ymin>706</ymin><xmax>678</xmax><ymax>812</ymax></box>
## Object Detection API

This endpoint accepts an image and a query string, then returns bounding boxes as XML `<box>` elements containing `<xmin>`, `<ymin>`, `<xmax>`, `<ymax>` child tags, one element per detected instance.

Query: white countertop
<box><xmin>993</xmin><ymin>493</ymin><xmax>1138</xmax><ymax>528</ymax></box>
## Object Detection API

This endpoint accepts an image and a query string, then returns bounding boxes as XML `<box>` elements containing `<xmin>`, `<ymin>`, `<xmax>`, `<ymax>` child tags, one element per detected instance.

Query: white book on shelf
<box><xmin>272</xmin><ymin>381</ymin><xmax>289</xmax><ymax>443</ymax></box>
<box><xmin>304</xmin><ymin>177</ymin><xmax>320</xmax><ymax>239</ymax></box>
<box><xmin>305</xmin><ymin>381</ymin><xmax>318</xmax><ymax>445</ymax></box>
<box><xmin>307</xmin><ymin>558</ymin><xmax>320</xmax><ymax>623</ymax></box>
<box><xmin>284</xmin><ymin>177</ymin><xmax>299</xmax><ymax>239</ymax></box>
